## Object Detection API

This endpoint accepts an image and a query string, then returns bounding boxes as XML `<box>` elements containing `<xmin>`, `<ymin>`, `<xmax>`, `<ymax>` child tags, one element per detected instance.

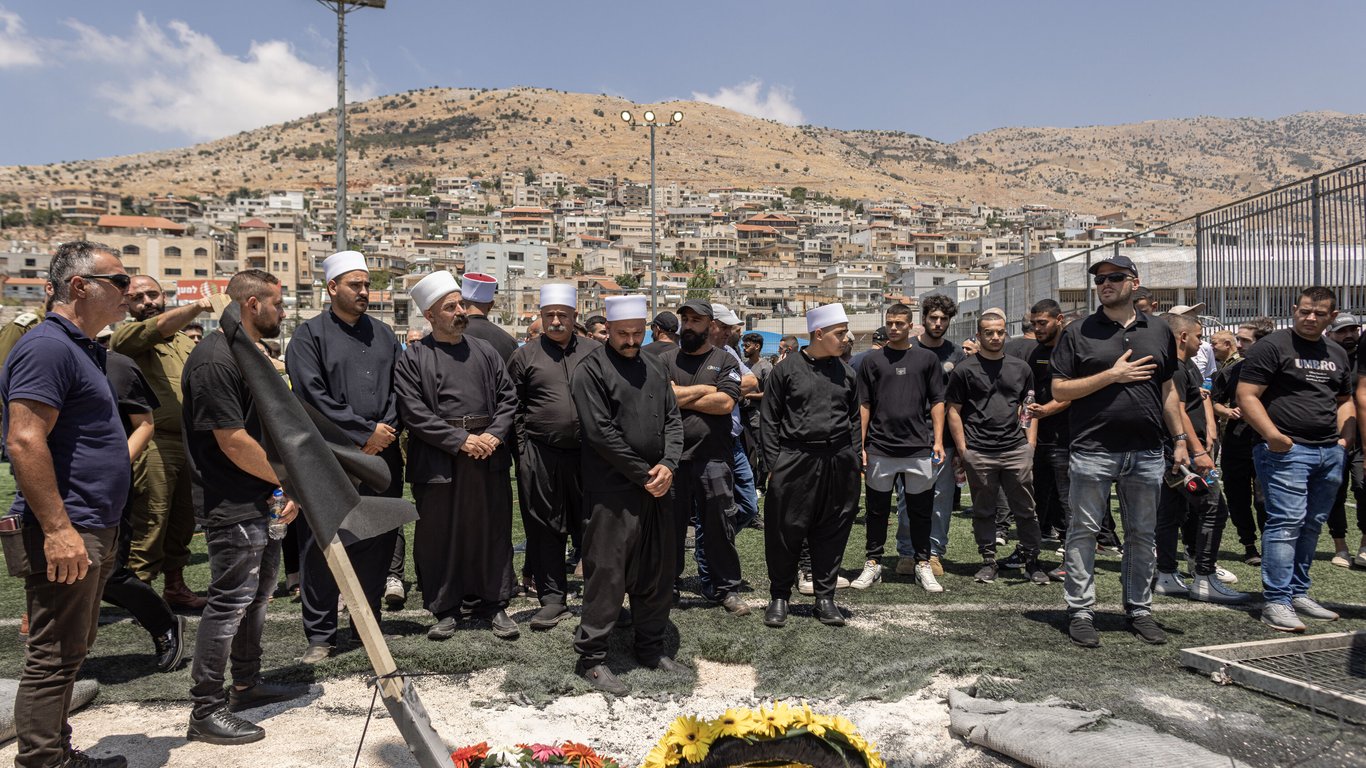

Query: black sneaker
<box><xmin>1026</xmin><ymin>560</ymin><xmax>1050</xmax><ymax>585</ymax></box>
<box><xmin>427</xmin><ymin>616</ymin><xmax>458</xmax><ymax>641</ymax></box>
<box><xmin>974</xmin><ymin>561</ymin><xmax>999</xmax><ymax>583</ymax></box>
<box><xmin>1069</xmin><ymin>614</ymin><xmax>1100</xmax><ymax>648</ymax></box>
<box><xmin>1000</xmin><ymin>546</ymin><xmax>1025</xmax><ymax>570</ymax></box>
<box><xmin>489</xmin><ymin>610</ymin><xmax>520</xmax><ymax>640</ymax></box>
<box><xmin>187</xmin><ymin>707</ymin><xmax>265</xmax><ymax>745</ymax></box>
<box><xmin>1243</xmin><ymin>546</ymin><xmax>1262</xmax><ymax>566</ymax></box>
<box><xmin>1127</xmin><ymin>614</ymin><xmax>1168</xmax><ymax>645</ymax></box>
<box><xmin>529</xmin><ymin>603</ymin><xmax>572</xmax><ymax>631</ymax></box>
<box><xmin>61</xmin><ymin>747</ymin><xmax>127</xmax><ymax>768</ymax></box>
<box><xmin>228</xmin><ymin>679</ymin><xmax>308</xmax><ymax>712</ymax></box>
<box><xmin>153</xmin><ymin>614</ymin><xmax>186</xmax><ymax>673</ymax></box>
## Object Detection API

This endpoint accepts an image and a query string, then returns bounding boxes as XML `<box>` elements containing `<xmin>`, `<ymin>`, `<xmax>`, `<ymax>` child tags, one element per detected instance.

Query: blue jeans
<box><xmin>190</xmin><ymin>518</ymin><xmax>280</xmax><ymax>718</ymax></box>
<box><xmin>1253</xmin><ymin>443</ymin><xmax>1345</xmax><ymax>606</ymax></box>
<box><xmin>923</xmin><ymin>445</ymin><xmax>957</xmax><ymax>557</ymax></box>
<box><xmin>731</xmin><ymin>436</ymin><xmax>759</xmax><ymax>528</ymax></box>
<box><xmin>1065</xmin><ymin>448</ymin><xmax>1164</xmax><ymax>618</ymax></box>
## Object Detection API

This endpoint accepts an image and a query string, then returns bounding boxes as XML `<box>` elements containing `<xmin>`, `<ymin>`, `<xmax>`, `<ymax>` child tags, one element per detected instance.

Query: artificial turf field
<box><xmin>0</xmin><ymin>467</ymin><xmax>1362</xmax><ymax>767</ymax></box>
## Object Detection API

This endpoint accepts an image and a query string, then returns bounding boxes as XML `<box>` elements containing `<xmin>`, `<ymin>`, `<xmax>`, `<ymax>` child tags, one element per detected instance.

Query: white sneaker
<box><xmin>1356</xmin><ymin>548</ymin><xmax>1366</xmax><ymax>568</ymax></box>
<box><xmin>1189</xmin><ymin>574</ymin><xmax>1251</xmax><ymax>604</ymax></box>
<box><xmin>915</xmin><ymin>562</ymin><xmax>944</xmax><ymax>593</ymax></box>
<box><xmin>797</xmin><ymin>570</ymin><xmax>815</xmax><ymax>596</ymax></box>
<box><xmin>1331</xmin><ymin>550</ymin><xmax>1352</xmax><ymax>568</ymax></box>
<box><xmin>836</xmin><ymin>575</ymin><xmax>852</xmax><ymax>589</ymax></box>
<box><xmin>1152</xmin><ymin>571</ymin><xmax>1189</xmax><ymax>596</ymax></box>
<box><xmin>1187</xmin><ymin>556</ymin><xmax>1239</xmax><ymax>585</ymax></box>
<box><xmin>384</xmin><ymin>575</ymin><xmax>405</xmax><ymax>606</ymax></box>
<box><xmin>850</xmin><ymin>560</ymin><xmax>882</xmax><ymax>589</ymax></box>
<box><xmin>1291</xmin><ymin>596</ymin><xmax>1339</xmax><ymax>621</ymax></box>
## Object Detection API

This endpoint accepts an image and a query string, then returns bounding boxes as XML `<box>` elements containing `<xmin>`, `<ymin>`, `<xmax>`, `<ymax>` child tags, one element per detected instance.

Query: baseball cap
<box><xmin>1087</xmin><ymin>254</ymin><xmax>1138</xmax><ymax>276</ymax></box>
<box><xmin>710</xmin><ymin>303</ymin><xmax>742</xmax><ymax>326</ymax></box>
<box><xmin>1330</xmin><ymin>313</ymin><xmax>1360</xmax><ymax>331</ymax></box>
<box><xmin>650</xmin><ymin>311</ymin><xmax>679</xmax><ymax>334</ymax></box>
<box><xmin>871</xmin><ymin>326</ymin><xmax>889</xmax><ymax>343</ymax></box>
<box><xmin>1166</xmin><ymin>303</ymin><xmax>1207</xmax><ymax>317</ymax></box>
<box><xmin>678</xmin><ymin>300</ymin><xmax>713</xmax><ymax>319</ymax></box>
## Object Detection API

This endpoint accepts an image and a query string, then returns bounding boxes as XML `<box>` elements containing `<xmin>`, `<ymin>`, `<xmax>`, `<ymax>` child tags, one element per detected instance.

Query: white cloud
<box><xmin>692</xmin><ymin>79</ymin><xmax>804</xmax><ymax>125</ymax></box>
<box><xmin>65</xmin><ymin>14</ymin><xmax>377</xmax><ymax>140</ymax></box>
<box><xmin>0</xmin><ymin>8</ymin><xmax>43</xmax><ymax>68</ymax></box>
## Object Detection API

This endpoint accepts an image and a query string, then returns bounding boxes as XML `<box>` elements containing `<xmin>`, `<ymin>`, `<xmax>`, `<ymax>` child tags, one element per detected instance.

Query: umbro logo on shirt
<box><xmin>895</xmin><ymin>367</ymin><xmax>907</xmax><ymax>375</ymax></box>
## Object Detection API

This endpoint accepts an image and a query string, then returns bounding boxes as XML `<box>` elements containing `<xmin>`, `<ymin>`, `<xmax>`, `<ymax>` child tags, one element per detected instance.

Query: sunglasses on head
<box><xmin>1092</xmin><ymin>272</ymin><xmax>1132</xmax><ymax>285</ymax></box>
<box><xmin>71</xmin><ymin>273</ymin><xmax>132</xmax><ymax>291</ymax></box>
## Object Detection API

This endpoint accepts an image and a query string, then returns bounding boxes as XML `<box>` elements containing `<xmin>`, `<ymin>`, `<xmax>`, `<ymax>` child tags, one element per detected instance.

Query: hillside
<box><xmin>3</xmin><ymin>87</ymin><xmax>1364</xmax><ymax>217</ymax></box>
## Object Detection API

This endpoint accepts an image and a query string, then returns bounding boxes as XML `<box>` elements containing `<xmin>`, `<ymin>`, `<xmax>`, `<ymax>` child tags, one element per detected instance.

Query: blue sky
<box><xmin>1</xmin><ymin>0</ymin><xmax>1364</xmax><ymax>165</ymax></box>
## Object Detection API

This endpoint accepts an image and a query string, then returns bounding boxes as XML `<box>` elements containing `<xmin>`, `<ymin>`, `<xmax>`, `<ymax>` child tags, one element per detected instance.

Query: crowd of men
<box><xmin>3</xmin><ymin>240</ymin><xmax>1364</xmax><ymax>767</ymax></box>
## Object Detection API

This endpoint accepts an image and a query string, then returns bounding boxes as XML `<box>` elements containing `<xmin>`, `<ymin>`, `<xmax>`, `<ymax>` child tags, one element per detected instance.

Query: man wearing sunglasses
<box><xmin>112</xmin><ymin>275</ymin><xmax>222</xmax><ymax>613</ymax></box>
<box><xmin>3</xmin><ymin>241</ymin><xmax>132</xmax><ymax>768</ymax></box>
<box><xmin>1050</xmin><ymin>255</ymin><xmax>1189</xmax><ymax>648</ymax></box>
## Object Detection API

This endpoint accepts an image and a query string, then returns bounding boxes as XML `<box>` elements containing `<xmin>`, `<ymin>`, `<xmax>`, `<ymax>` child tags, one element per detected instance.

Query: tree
<box><xmin>523</xmin><ymin>167</ymin><xmax>536</xmax><ymax>185</ymax></box>
<box><xmin>789</xmin><ymin>186</ymin><xmax>808</xmax><ymax>204</ymax></box>
<box><xmin>571</xmin><ymin>256</ymin><xmax>584</xmax><ymax>274</ymax></box>
<box><xmin>686</xmin><ymin>267</ymin><xmax>716</xmax><ymax>300</ymax></box>
<box><xmin>1</xmin><ymin>211</ymin><xmax>25</xmax><ymax>228</ymax></box>
<box><xmin>616</xmin><ymin>273</ymin><xmax>640</xmax><ymax>289</ymax></box>
<box><xmin>30</xmin><ymin>209</ymin><xmax>60</xmax><ymax>227</ymax></box>
<box><xmin>370</xmin><ymin>271</ymin><xmax>391</xmax><ymax>290</ymax></box>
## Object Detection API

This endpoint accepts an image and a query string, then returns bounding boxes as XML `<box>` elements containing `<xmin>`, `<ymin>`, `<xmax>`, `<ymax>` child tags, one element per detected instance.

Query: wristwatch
<box><xmin>1173</xmin><ymin>433</ymin><xmax>1189</xmax><ymax>443</ymax></box>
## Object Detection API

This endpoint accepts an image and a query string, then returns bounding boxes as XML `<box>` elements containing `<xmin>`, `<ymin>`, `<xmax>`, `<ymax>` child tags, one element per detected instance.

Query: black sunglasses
<box><xmin>1092</xmin><ymin>273</ymin><xmax>1132</xmax><ymax>285</ymax></box>
<box><xmin>72</xmin><ymin>273</ymin><xmax>132</xmax><ymax>291</ymax></box>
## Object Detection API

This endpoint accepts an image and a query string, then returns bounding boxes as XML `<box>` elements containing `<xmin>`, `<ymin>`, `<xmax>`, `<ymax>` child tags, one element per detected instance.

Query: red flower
<box><xmin>525</xmin><ymin>743</ymin><xmax>563</xmax><ymax>762</ymax></box>
<box><xmin>451</xmin><ymin>742</ymin><xmax>490</xmax><ymax>768</ymax></box>
<box><xmin>560</xmin><ymin>742</ymin><xmax>602</xmax><ymax>768</ymax></box>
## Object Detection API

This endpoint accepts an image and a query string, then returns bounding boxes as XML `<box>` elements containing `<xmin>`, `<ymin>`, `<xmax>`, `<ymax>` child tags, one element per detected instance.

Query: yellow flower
<box><xmin>862</xmin><ymin>742</ymin><xmax>885</xmax><ymax>768</ymax></box>
<box><xmin>794</xmin><ymin>703</ymin><xmax>826</xmax><ymax>738</ymax></box>
<box><xmin>828</xmin><ymin>715</ymin><xmax>858</xmax><ymax>739</ymax></box>
<box><xmin>641</xmin><ymin>742</ymin><xmax>679</xmax><ymax>768</ymax></box>
<box><xmin>712</xmin><ymin>708</ymin><xmax>756</xmax><ymax>739</ymax></box>
<box><xmin>664</xmin><ymin>715</ymin><xmax>712</xmax><ymax>763</ymax></box>
<box><xmin>755</xmin><ymin>702</ymin><xmax>796</xmax><ymax>737</ymax></box>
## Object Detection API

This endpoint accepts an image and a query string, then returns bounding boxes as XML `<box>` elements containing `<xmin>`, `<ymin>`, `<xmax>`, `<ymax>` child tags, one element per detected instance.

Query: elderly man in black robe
<box><xmin>760</xmin><ymin>303</ymin><xmax>861</xmax><ymax>629</ymax></box>
<box><xmin>284</xmin><ymin>250</ymin><xmax>404</xmax><ymax>663</ymax></box>
<box><xmin>394</xmin><ymin>270</ymin><xmax>519</xmax><ymax>641</ymax></box>
<box><xmin>570</xmin><ymin>294</ymin><xmax>685</xmax><ymax>696</ymax></box>
<box><xmin>507</xmin><ymin>283</ymin><xmax>599</xmax><ymax>631</ymax></box>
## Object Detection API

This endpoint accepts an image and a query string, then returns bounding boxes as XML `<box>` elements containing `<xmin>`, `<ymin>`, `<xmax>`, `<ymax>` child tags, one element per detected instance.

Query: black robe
<box><xmin>394</xmin><ymin>334</ymin><xmax>517</xmax><ymax>616</ymax></box>
<box><xmin>463</xmin><ymin>315</ymin><xmax>519</xmax><ymax>364</ymax></box>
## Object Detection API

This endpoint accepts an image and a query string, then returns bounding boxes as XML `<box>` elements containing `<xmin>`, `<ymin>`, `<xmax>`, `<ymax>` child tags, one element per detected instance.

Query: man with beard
<box><xmin>507</xmin><ymin>284</ymin><xmax>600</xmax><ymax>630</ymax></box>
<box><xmin>1325</xmin><ymin>313</ymin><xmax>1364</xmax><ymax>567</ymax></box>
<box><xmin>183</xmin><ymin>269</ymin><xmax>307</xmax><ymax>744</ymax></box>
<box><xmin>777</xmin><ymin>335</ymin><xmax>799</xmax><ymax>362</ymax></box>
<box><xmin>525</xmin><ymin>318</ymin><xmax>542</xmax><ymax>344</ymax></box>
<box><xmin>1050</xmin><ymin>255</ymin><xmax>1189</xmax><ymax>648</ymax></box>
<box><xmin>395</xmin><ymin>271</ymin><xmax>519</xmax><ymax>641</ymax></box>
<box><xmin>911</xmin><ymin>294</ymin><xmax>966</xmax><ymax>578</ymax></box>
<box><xmin>112</xmin><ymin>275</ymin><xmax>220</xmax><ymax>610</ymax></box>
<box><xmin>1238</xmin><ymin>287</ymin><xmax>1354</xmax><ymax>631</ymax></box>
<box><xmin>585</xmin><ymin>315</ymin><xmax>609</xmax><ymax>343</ymax></box>
<box><xmin>570</xmin><ymin>295</ymin><xmax>685</xmax><ymax>695</ymax></box>
<box><xmin>284</xmin><ymin>251</ymin><xmax>404</xmax><ymax>664</ymax></box>
<box><xmin>661</xmin><ymin>300</ymin><xmax>747</xmax><ymax>614</ymax></box>
<box><xmin>761</xmin><ymin>304</ymin><xmax>861</xmax><ymax>628</ymax></box>
<box><xmin>1211</xmin><ymin>317</ymin><xmax>1276</xmax><ymax>565</ymax></box>
<box><xmin>853</xmin><ymin>303</ymin><xmax>944</xmax><ymax>592</ymax></box>
<box><xmin>642</xmin><ymin>311</ymin><xmax>679</xmax><ymax>356</ymax></box>
<box><xmin>458</xmin><ymin>272</ymin><xmax>519</xmax><ymax>363</ymax></box>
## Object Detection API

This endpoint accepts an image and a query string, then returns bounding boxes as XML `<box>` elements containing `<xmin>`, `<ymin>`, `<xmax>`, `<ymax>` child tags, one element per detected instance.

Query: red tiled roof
<box><xmin>239</xmin><ymin>218</ymin><xmax>270</xmax><ymax>229</ymax></box>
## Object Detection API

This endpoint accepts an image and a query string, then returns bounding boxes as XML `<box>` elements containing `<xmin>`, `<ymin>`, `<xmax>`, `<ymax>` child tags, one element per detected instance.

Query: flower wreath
<box><xmin>642</xmin><ymin>702</ymin><xmax>885</xmax><ymax>768</ymax></box>
<box><xmin>450</xmin><ymin>741</ymin><xmax>623</xmax><ymax>768</ymax></box>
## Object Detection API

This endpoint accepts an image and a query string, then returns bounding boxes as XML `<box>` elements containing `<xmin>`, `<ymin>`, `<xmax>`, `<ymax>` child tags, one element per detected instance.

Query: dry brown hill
<box><xmin>3</xmin><ymin>87</ymin><xmax>1364</xmax><ymax>217</ymax></box>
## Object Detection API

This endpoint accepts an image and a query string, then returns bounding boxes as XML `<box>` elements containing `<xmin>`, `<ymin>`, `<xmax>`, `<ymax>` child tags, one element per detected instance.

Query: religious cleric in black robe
<box><xmin>760</xmin><ymin>303</ymin><xmax>861</xmax><ymax>629</ymax></box>
<box><xmin>507</xmin><ymin>283</ymin><xmax>599</xmax><ymax>630</ymax></box>
<box><xmin>394</xmin><ymin>269</ymin><xmax>520</xmax><ymax>641</ymax></box>
<box><xmin>569</xmin><ymin>294</ymin><xmax>685</xmax><ymax>696</ymax></box>
<box><xmin>284</xmin><ymin>251</ymin><xmax>404</xmax><ymax>662</ymax></box>
<box><xmin>458</xmin><ymin>271</ymin><xmax>519</xmax><ymax>363</ymax></box>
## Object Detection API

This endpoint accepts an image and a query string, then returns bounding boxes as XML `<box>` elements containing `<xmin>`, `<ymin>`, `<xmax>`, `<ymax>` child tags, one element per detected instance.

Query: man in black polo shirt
<box><xmin>662</xmin><ymin>300</ymin><xmax>748</xmax><ymax>614</ymax></box>
<box><xmin>4</xmin><ymin>241</ymin><xmax>131</xmax><ymax>768</ymax></box>
<box><xmin>183</xmin><ymin>270</ymin><xmax>307</xmax><ymax>744</ymax></box>
<box><xmin>854</xmin><ymin>304</ymin><xmax>944</xmax><ymax>592</ymax></box>
<box><xmin>1050</xmin><ymin>255</ymin><xmax>1190</xmax><ymax>648</ymax></box>
<box><xmin>1237</xmin><ymin>286</ymin><xmax>1354</xmax><ymax>632</ymax></box>
<box><xmin>947</xmin><ymin>312</ymin><xmax>1048</xmax><ymax>585</ymax></box>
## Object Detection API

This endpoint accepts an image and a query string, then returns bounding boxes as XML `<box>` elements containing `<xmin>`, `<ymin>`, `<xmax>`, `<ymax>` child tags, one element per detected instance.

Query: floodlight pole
<box><xmin>620</xmin><ymin>108</ymin><xmax>682</xmax><ymax>318</ymax></box>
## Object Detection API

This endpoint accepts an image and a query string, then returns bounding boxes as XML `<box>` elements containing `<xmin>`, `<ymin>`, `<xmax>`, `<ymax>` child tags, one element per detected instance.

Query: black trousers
<box><xmin>1156</xmin><ymin>482</ymin><xmax>1225</xmax><ymax>576</ymax></box>
<box><xmin>866</xmin><ymin>482</ymin><xmax>932</xmax><ymax>561</ymax></box>
<box><xmin>574</xmin><ymin>485</ymin><xmax>676</xmax><ymax>667</ymax></box>
<box><xmin>765</xmin><ymin>447</ymin><xmax>860</xmax><ymax>600</ymax></box>
<box><xmin>517</xmin><ymin>440</ymin><xmax>585</xmax><ymax>606</ymax></box>
<box><xmin>962</xmin><ymin>444</ymin><xmax>1042</xmax><ymax>560</ymax></box>
<box><xmin>102</xmin><ymin>510</ymin><xmax>176</xmax><ymax>638</ymax></box>
<box><xmin>1221</xmin><ymin>435</ymin><xmax>1266</xmax><ymax>547</ymax></box>
<box><xmin>1329</xmin><ymin>446</ymin><xmax>1366</xmax><ymax>539</ymax></box>
<box><xmin>299</xmin><ymin>442</ymin><xmax>403</xmax><ymax>644</ymax></box>
<box><xmin>673</xmin><ymin>457</ymin><xmax>742</xmax><ymax>598</ymax></box>
<box><xmin>1033</xmin><ymin>443</ymin><xmax>1064</xmax><ymax>536</ymax></box>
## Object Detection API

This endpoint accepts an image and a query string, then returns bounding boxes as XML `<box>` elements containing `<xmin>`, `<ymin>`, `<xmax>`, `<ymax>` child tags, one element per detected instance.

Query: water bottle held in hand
<box><xmin>1019</xmin><ymin>389</ymin><xmax>1036</xmax><ymax>429</ymax></box>
<box><xmin>1204</xmin><ymin>468</ymin><xmax>1220</xmax><ymax>486</ymax></box>
<box><xmin>268</xmin><ymin>489</ymin><xmax>288</xmax><ymax>540</ymax></box>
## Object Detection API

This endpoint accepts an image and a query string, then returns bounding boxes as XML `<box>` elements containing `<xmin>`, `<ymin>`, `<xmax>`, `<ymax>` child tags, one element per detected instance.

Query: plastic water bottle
<box><xmin>1204</xmin><ymin>468</ymin><xmax>1221</xmax><ymax>487</ymax></box>
<box><xmin>268</xmin><ymin>489</ymin><xmax>288</xmax><ymax>540</ymax></box>
<box><xmin>1202</xmin><ymin>377</ymin><xmax>1213</xmax><ymax>392</ymax></box>
<box><xmin>1019</xmin><ymin>389</ymin><xmax>1036</xmax><ymax>429</ymax></box>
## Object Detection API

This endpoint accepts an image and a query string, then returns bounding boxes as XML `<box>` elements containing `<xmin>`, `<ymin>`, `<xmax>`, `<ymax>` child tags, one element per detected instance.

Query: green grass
<box><xmin>1</xmin><ymin>467</ymin><xmax>1363</xmax><ymax>766</ymax></box>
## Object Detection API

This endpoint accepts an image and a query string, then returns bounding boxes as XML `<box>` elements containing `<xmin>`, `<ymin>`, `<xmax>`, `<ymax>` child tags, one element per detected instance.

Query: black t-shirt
<box><xmin>1239</xmin><ymin>328</ymin><xmax>1353</xmax><ymax>446</ymax></box>
<box><xmin>1020</xmin><ymin>340</ymin><xmax>1069</xmax><ymax>445</ymax></box>
<box><xmin>663</xmin><ymin>346</ymin><xmax>741</xmax><ymax>461</ymax></box>
<box><xmin>1175</xmin><ymin>358</ymin><xmax>1208</xmax><ymax>444</ymax></box>
<box><xmin>1051</xmin><ymin>309</ymin><xmax>1178</xmax><ymax>453</ymax></box>
<box><xmin>857</xmin><ymin>345</ymin><xmax>944</xmax><ymax>457</ymax></box>
<box><xmin>911</xmin><ymin>336</ymin><xmax>966</xmax><ymax>383</ymax></box>
<box><xmin>107</xmin><ymin>350</ymin><xmax>160</xmax><ymax>437</ymax></box>
<box><xmin>946</xmin><ymin>354</ymin><xmax>1033</xmax><ymax>454</ymax></box>
<box><xmin>182</xmin><ymin>332</ymin><xmax>276</xmax><ymax>527</ymax></box>
<box><xmin>642</xmin><ymin>339</ymin><xmax>676</xmax><ymax>358</ymax></box>
<box><xmin>1004</xmin><ymin>336</ymin><xmax>1034</xmax><ymax>361</ymax></box>
<box><xmin>1211</xmin><ymin>357</ymin><xmax>1256</xmax><ymax>443</ymax></box>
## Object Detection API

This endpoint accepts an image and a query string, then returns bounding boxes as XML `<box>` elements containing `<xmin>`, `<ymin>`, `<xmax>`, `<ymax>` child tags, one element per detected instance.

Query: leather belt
<box><xmin>447</xmin><ymin>415</ymin><xmax>492</xmax><ymax>430</ymax></box>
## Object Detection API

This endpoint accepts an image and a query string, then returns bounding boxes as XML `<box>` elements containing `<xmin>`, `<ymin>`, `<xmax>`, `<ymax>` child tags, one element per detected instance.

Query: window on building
<box><xmin>23</xmin><ymin>258</ymin><xmax>35</xmax><ymax>267</ymax></box>
<box><xmin>194</xmin><ymin>269</ymin><xmax>208</xmax><ymax>277</ymax></box>
<box><xmin>122</xmin><ymin>245</ymin><xmax>140</xmax><ymax>256</ymax></box>
<box><xmin>194</xmin><ymin>247</ymin><xmax>208</xmax><ymax>257</ymax></box>
<box><xmin>165</xmin><ymin>246</ymin><xmax>182</xmax><ymax>258</ymax></box>
<box><xmin>164</xmin><ymin>268</ymin><xmax>181</xmax><ymax>276</ymax></box>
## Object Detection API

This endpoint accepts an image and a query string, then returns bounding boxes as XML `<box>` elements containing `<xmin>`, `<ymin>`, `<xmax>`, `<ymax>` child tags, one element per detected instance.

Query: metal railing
<box><xmin>946</xmin><ymin>159</ymin><xmax>1366</xmax><ymax>340</ymax></box>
